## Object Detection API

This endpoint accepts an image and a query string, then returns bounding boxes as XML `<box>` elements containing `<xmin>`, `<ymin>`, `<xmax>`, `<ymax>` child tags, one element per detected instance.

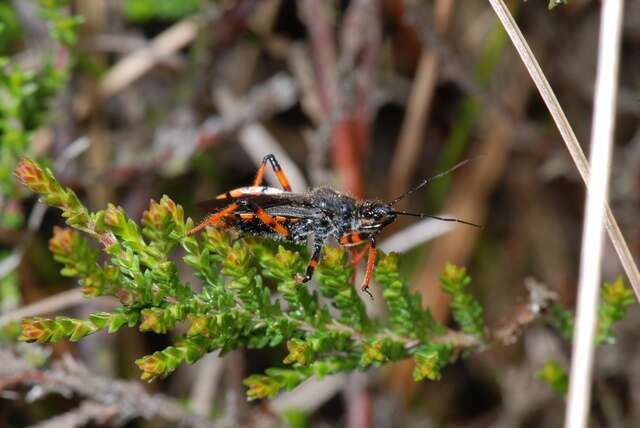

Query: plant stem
<box><xmin>565</xmin><ymin>1</ymin><xmax>624</xmax><ymax>427</ymax></box>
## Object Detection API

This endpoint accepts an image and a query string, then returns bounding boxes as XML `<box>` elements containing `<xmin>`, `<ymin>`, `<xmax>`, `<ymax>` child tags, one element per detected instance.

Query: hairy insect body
<box><xmin>226</xmin><ymin>187</ymin><xmax>357</xmax><ymax>245</ymax></box>
<box><xmin>307</xmin><ymin>187</ymin><xmax>358</xmax><ymax>238</ymax></box>
<box><xmin>190</xmin><ymin>153</ymin><xmax>478</xmax><ymax>298</ymax></box>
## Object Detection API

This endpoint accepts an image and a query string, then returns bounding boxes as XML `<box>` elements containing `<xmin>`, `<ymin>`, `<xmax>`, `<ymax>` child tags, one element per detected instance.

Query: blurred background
<box><xmin>1</xmin><ymin>0</ymin><xmax>640</xmax><ymax>426</ymax></box>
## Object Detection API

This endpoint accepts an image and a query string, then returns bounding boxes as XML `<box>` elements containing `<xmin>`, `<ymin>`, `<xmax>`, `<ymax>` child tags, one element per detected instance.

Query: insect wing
<box><xmin>196</xmin><ymin>193</ymin><xmax>313</xmax><ymax>217</ymax></box>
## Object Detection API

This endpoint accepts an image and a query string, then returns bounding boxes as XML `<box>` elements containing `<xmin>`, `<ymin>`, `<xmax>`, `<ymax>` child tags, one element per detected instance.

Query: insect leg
<box><xmin>253</xmin><ymin>154</ymin><xmax>293</xmax><ymax>192</ymax></box>
<box><xmin>237</xmin><ymin>199</ymin><xmax>290</xmax><ymax>237</ymax></box>
<box><xmin>339</xmin><ymin>231</ymin><xmax>370</xmax><ymax>247</ymax></box>
<box><xmin>350</xmin><ymin>244</ymin><xmax>370</xmax><ymax>265</ymax></box>
<box><xmin>188</xmin><ymin>202</ymin><xmax>239</xmax><ymax>235</ymax></box>
<box><xmin>349</xmin><ymin>244</ymin><xmax>370</xmax><ymax>284</ymax></box>
<box><xmin>361</xmin><ymin>237</ymin><xmax>377</xmax><ymax>300</ymax></box>
<box><xmin>296</xmin><ymin>240</ymin><xmax>323</xmax><ymax>284</ymax></box>
<box><xmin>339</xmin><ymin>231</ymin><xmax>376</xmax><ymax>299</ymax></box>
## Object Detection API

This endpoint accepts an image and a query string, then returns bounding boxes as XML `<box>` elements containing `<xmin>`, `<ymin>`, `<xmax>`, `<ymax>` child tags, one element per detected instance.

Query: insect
<box><xmin>189</xmin><ymin>154</ymin><xmax>480</xmax><ymax>298</ymax></box>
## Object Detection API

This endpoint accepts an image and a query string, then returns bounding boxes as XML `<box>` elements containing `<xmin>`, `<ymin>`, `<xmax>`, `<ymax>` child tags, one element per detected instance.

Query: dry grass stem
<box><xmin>565</xmin><ymin>1</ymin><xmax>624</xmax><ymax>427</ymax></box>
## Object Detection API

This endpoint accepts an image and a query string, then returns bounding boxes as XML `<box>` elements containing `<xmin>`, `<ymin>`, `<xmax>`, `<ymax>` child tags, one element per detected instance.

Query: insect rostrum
<box><xmin>190</xmin><ymin>154</ymin><xmax>479</xmax><ymax>298</ymax></box>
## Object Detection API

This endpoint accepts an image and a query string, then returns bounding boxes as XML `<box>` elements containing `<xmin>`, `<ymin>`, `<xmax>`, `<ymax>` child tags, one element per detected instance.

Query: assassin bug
<box><xmin>189</xmin><ymin>154</ymin><xmax>480</xmax><ymax>298</ymax></box>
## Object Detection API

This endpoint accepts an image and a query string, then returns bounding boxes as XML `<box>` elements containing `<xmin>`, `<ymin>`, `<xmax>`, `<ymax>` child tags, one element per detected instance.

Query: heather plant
<box><xmin>123</xmin><ymin>0</ymin><xmax>201</xmax><ymax>22</ymax></box>
<box><xmin>13</xmin><ymin>159</ymin><xmax>634</xmax><ymax>400</ymax></box>
<box><xmin>537</xmin><ymin>277</ymin><xmax>634</xmax><ymax>395</ymax></box>
<box><xmin>0</xmin><ymin>0</ymin><xmax>81</xmax><ymax>228</ymax></box>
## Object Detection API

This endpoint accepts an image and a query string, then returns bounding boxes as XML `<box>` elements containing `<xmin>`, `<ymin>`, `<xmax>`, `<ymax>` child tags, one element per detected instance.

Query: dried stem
<box><xmin>27</xmin><ymin>401</ymin><xmax>119</xmax><ymax>428</ymax></box>
<box><xmin>565</xmin><ymin>1</ymin><xmax>624</xmax><ymax>427</ymax></box>
<box><xmin>0</xmin><ymin>351</ymin><xmax>218</xmax><ymax>428</ymax></box>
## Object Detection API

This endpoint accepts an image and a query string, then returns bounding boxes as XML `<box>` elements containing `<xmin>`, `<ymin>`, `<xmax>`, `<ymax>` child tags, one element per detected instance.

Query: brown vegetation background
<box><xmin>2</xmin><ymin>0</ymin><xmax>640</xmax><ymax>427</ymax></box>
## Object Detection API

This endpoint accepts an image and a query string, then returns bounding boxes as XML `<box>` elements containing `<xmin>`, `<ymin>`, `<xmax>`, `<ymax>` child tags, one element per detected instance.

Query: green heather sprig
<box><xmin>537</xmin><ymin>360</ymin><xmax>568</xmax><ymax>395</ymax></box>
<box><xmin>0</xmin><ymin>0</ymin><xmax>81</xmax><ymax>207</ymax></box>
<box><xmin>597</xmin><ymin>277</ymin><xmax>634</xmax><ymax>345</ymax></box>
<box><xmin>14</xmin><ymin>159</ymin><xmax>572</xmax><ymax>400</ymax></box>
<box><xmin>538</xmin><ymin>277</ymin><xmax>634</xmax><ymax>395</ymax></box>
<box><xmin>441</xmin><ymin>263</ymin><xmax>486</xmax><ymax>341</ymax></box>
<box><xmin>14</xmin><ymin>159</ymin><xmax>106</xmax><ymax>241</ymax></box>
<box><xmin>48</xmin><ymin>226</ymin><xmax>120</xmax><ymax>297</ymax></box>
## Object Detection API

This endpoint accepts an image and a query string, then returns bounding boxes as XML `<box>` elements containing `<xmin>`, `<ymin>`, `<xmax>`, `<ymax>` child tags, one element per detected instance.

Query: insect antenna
<box><xmin>388</xmin><ymin>156</ymin><xmax>482</xmax><ymax>206</ymax></box>
<box><xmin>392</xmin><ymin>210</ymin><xmax>482</xmax><ymax>228</ymax></box>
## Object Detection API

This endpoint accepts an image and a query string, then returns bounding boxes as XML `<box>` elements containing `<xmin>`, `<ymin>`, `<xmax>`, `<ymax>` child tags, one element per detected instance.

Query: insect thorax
<box><xmin>307</xmin><ymin>187</ymin><xmax>358</xmax><ymax>236</ymax></box>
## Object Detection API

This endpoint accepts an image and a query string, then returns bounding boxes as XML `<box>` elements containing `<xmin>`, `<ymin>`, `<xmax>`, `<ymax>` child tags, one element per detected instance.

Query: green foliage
<box><xmin>48</xmin><ymin>226</ymin><xmax>120</xmax><ymax>298</ymax></box>
<box><xmin>537</xmin><ymin>360</ymin><xmax>568</xmax><ymax>395</ymax></box>
<box><xmin>413</xmin><ymin>343</ymin><xmax>453</xmax><ymax>381</ymax></box>
<box><xmin>441</xmin><ymin>263</ymin><xmax>486</xmax><ymax>341</ymax></box>
<box><xmin>37</xmin><ymin>0</ymin><xmax>84</xmax><ymax>46</ymax></box>
<box><xmin>14</xmin><ymin>159</ymin><xmax>598</xmax><ymax>401</ymax></box>
<box><xmin>123</xmin><ymin>0</ymin><xmax>201</xmax><ymax>22</ymax></box>
<box><xmin>0</xmin><ymin>321</ymin><xmax>22</xmax><ymax>343</ymax></box>
<box><xmin>0</xmin><ymin>256</ymin><xmax>20</xmax><ymax>312</ymax></box>
<box><xmin>14</xmin><ymin>159</ymin><xmax>93</xmax><ymax>233</ymax></box>
<box><xmin>281</xmin><ymin>408</ymin><xmax>309</xmax><ymax>428</ymax></box>
<box><xmin>0</xmin><ymin>0</ymin><xmax>80</xmax><ymax>228</ymax></box>
<box><xmin>19</xmin><ymin>310</ymin><xmax>139</xmax><ymax>343</ymax></box>
<box><xmin>315</xmin><ymin>247</ymin><xmax>370</xmax><ymax>330</ymax></box>
<box><xmin>539</xmin><ymin>277</ymin><xmax>634</xmax><ymax>394</ymax></box>
<box><xmin>545</xmin><ymin>277</ymin><xmax>633</xmax><ymax>346</ymax></box>
<box><xmin>548</xmin><ymin>0</ymin><xmax>569</xmax><ymax>10</ymax></box>
<box><xmin>548</xmin><ymin>303</ymin><xmax>574</xmax><ymax>341</ymax></box>
<box><xmin>597</xmin><ymin>277</ymin><xmax>634</xmax><ymax>345</ymax></box>
<box><xmin>0</xmin><ymin>59</ymin><xmax>68</xmax><ymax>202</ymax></box>
<box><xmin>376</xmin><ymin>253</ymin><xmax>442</xmax><ymax>340</ymax></box>
<box><xmin>0</xmin><ymin>4</ymin><xmax>22</xmax><ymax>53</ymax></box>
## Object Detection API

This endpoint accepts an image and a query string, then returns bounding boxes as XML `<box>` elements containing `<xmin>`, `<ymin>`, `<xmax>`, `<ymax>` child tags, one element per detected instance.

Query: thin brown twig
<box><xmin>98</xmin><ymin>15</ymin><xmax>209</xmax><ymax>100</ymax></box>
<box><xmin>27</xmin><ymin>401</ymin><xmax>120</xmax><ymax>428</ymax></box>
<box><xmin>101</xmin><ymin>73</ymin><xmax>298</xmax><ymax>183</ymax></box>
<box><xmin>0</xmin><ymin>351</ymin><xmax>218</xmax><ymax>428</ymax></box>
